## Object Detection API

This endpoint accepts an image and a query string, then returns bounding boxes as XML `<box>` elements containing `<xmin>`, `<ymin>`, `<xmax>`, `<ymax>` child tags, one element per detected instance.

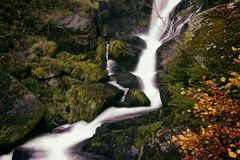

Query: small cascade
<box><xmin>105</xmin><ymin>42</ymin><xmax>129</xmax><ymax>102</ymax></box>
<box><xmin>0</xmin><ymin>1</ymin><xmax>186</xmax><ymax>160</ymax></box>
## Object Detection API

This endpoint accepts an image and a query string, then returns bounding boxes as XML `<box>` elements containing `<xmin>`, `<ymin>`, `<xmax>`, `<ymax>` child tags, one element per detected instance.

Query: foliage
<box><xmin>171</xmin><ymin>47</ymin><xmax>240</xmax><ymax>159</ymax></box>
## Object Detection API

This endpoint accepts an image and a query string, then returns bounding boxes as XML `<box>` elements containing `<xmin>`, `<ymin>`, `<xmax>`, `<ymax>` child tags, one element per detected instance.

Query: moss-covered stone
<box><xmin>0</xmin><ymin>52</ymin><xmax>31</xmax><ymax>80</ymax></box>
<box><xmin>125</xmin><ymin>89</ymin><xmax>150</xmax><ymax>106</ymax></box>
<box><xmin>66</xmin><ymin>83</ymin><xmax>123</xmax><ymax>122</ymax></box>
<box><xmin>84</xmin><ymin>115</ymin><xmax>172</xmax><ymax>160</ymax></box>
<box><xmin>95</xmin><ymin>37</ymin><xmax>107</xmax><ymax>68</ymax></box>
<box><xmin>28</xmin><ymin>39</ymin><xmax>57</xmax><ymax>58</ymax></box>
<box><xmin>31</xmin><ymin>59</ymin><xmax>64</xmax><ymax>79</ymax></box>
<box><xmin>45</xmin><ymin>83</ymin><xmax>124</xmax><ymax>126</ymax></box>
<box><xmin>108</xmin><ymin>39</ymin><xmax>139</xmax><ymax>71</ymax></box>
<box><xmin>0</xmin><ymin>70</ymin><xmax>45</xmax><ymax>151</ymax></box>
<box><xmin>70</xmin><ymin>61</ymin><xmax>109</xmax><ymax>83</ymax></box>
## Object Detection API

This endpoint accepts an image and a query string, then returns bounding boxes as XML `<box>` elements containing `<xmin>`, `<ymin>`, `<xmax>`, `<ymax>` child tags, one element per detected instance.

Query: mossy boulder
<box><xmin>125</xmin><ymin>89</ymin><xmax>150</xmax><ymax>106</ymax></box>
<box><xmin>95</xmin><ymin>38</ymin><xmax>107</xmax><ymax>68</ymax></box>
<box><xmin>0</xmin><ymin>71</ymin><xmax>45</xmax><ymax>152</ymax></box>
<box><xmin>28</xmin><ymin>39</ymin><xmax>57</xmax><ymax>58</ymax></box>
<box><xmin>28</xmin><ymin>0</ymin><xmax>99</xmax><ymax>53</ymax></box>
<box><xmin>70</xmin><ymin>61</ymin><xmax>109</xmax><ymax>83</ymax></box>
<box><xmin>84</xmin><ymin>114</ymin><xmax>166</xmax><ymax>160</ymax></box>
<box><xmin>0</xmin><ymin>52</ymin><xmax>30</xmax><ymax>80</ymax></box>
<box><xmin>108</xmin><ymin>39</ymin><xmax>140</xmax><ymax>71</ymax></box>
<box><xmin>113</xmin><ymin>72</ymin><xmax>142</xmax><ymax>89</ymax></box>
<box><xmin>66</xmin><ymin>84</ymin><xmax>124</xmax><ymax>122</ymax></box>
<box><xmin>46</xmin><ymin>83</ymin><xmax>124</xmax><ymax>126</ymax></box>
<box><xmin>31</xmin><ymin>58</ymin><xmax>64</xmax><ymax>79</ymax></box>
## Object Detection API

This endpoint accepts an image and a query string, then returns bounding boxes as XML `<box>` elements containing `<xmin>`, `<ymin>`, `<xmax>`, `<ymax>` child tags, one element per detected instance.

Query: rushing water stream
<box><xmin>0</xmin><ymin>0</ymin><xmax>183</xmax><ymax>159</ymax></box>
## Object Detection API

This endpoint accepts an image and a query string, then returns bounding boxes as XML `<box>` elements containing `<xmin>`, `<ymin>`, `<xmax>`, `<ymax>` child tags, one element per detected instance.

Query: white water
<box><xmin>0</xmin><ymin>0</ymin><xmax>182</xmax><ymax>159</ymax></box>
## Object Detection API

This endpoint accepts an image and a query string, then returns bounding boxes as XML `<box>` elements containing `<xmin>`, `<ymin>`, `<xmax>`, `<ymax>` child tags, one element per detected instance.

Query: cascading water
<box><xmin>0</xmin><ymin>0</ymin><xmax>183</xmax><ymax>159</ymax></box>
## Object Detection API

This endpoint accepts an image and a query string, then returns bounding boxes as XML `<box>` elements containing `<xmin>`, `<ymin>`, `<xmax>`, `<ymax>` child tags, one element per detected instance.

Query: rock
<box><xmin>156</xmin><ymin>39</ymin><xmax>177</xmax><ymax>69</ymax></box>
<box><xmin>31</xmin><ymin>62</ymin><xmax>63</xmax><ymax>79</ymax></box>
<box><xmin>70</xmin><ymin>61</ymin><xmax>109</xmax><ymax>83</ymax></box>
<box><xmin>0</xmin><ymin>52</ymin><xmax>30</xmax><ymax>80</ymax></box>
<box><xmin>28</xmin><ymin>39</ymin><xmax>57</xmax><ymax>58</ymax></box>
<box><xmin>125</xmin><ymin>89</ymin><xmax>150</xmax><ymax>106</ymax></box>
<box><xmin>0</xmin><ymin>71</ymin><xmax>45</xmax><ymax>152</ymax></box>
<box><xmin>129</xmin><ymin>36</ymin><xmax>147</xmax><ymax>49</ymax></box>
<box><xmin>94</xmin><ymin>38</ymin><xmax>107</xmax><ymax>68</ymax></box>
<box><xmin>54</xmin><ymin>13</ymin><xmax>98</xmax><ymax>53</ymax></box>
<box><xmin>98</xmin><ymin>0</ymin><xmax>152</xmax><ymax>38</ymax></box>
<box><xmin>46</xmin><ymin>83</ymin><xmax>124</xmax><ymax>125</ymax></box>
<box><xmin>84</xmin><ymin>114</ymin><xmax>162</xmax><ymax>160</ymax></box>
<box><xmin>113</xmin><ymin>72</ymin><xmax>142</xmax><ymax>89</ymax></box>
<box><xmin>12</xmin><ymin>147</ymin><xmax>35</xmax><ymax>160</ymax></box>
<box><xmin>108</xmin><ymin>39</ymin><xmax>140</xmax><ymax>71</ymax></box>
<box><xmin>66</xmin><ymin>83</ymin><xmax>123</xmax><ymax>122</ymax></box>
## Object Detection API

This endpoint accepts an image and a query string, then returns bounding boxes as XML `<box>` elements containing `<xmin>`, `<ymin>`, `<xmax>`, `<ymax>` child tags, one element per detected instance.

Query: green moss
<box><xmin>95</xmin><ymin>37</ymin><xmax>106</xmax><ymax>68</ymax></box>
<box><xmin>66</xmin><ymin>84</ymin><xmax>122</xmax><ymax>122</ymax></box>
<box><xmin>71</xmin><ymin>61</ymin><xmax>109</xmax><ymax>83</ymax></box>
<box><xmin>28</xmin><ymin>39</ymin><xmax>57</xmax><ymax>57</ymax></box>
<box><xmin>134</xmin><ymin>122</ymin><xmax>162</xmax><ymax>148</ymax></box>
<box><xmin>109</xmin><ymin>39</ymin><xmax>129</xmax><ymax>58</ymax></box>
<box><xmin>125</xmin><ymin>89</ymin><xmax>151</xmax><ymax>106</ymax></box>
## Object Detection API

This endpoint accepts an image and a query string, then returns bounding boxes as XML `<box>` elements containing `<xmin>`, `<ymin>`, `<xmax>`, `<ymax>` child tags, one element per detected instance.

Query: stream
<box><xmin>0</xmin><ymin>0</ymin><xmax>185</xmax><ymax>159</ymax></box>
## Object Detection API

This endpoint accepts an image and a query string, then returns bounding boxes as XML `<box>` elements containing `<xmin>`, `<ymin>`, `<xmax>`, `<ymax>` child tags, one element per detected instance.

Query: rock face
<box><xmin>98</xmin><ymin>0</ymin><xmax>153</xmax><ymax>38</ymax></box>
<box><xmin>0</xmin><ymin>71</ymin><xmax>45</xmax><ymax>152</ymax></box>
<box><xmin>55</xmin><ymin>13</ymin><xmax>98</xmax><ymax>53</ymax></box>
<box><xmin>125</xmin><ymin>89</ymin><xmax>150</xmax><ymax>106</ymax></box>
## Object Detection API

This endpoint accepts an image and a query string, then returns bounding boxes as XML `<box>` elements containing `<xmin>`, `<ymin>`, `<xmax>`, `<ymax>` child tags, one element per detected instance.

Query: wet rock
<box><xmin>125</xmin><ymin>89</ymin><xmax>150</xmax><ymax>106</ymax></box>
<box><xmin>0</xmin><ymin>71</ymin><xmax>45</xmax><ymax>151</ymax></box>
<box><xmin>12</xmin><ymin>147</ymin><xmax>35</xmax><ymax>160</ymax></box>
<box><xmin>46</xmin><ymin>83</ymin><xmax>124</xmax><ymax>125</ymax></box>
<box><xmin>113</xmin><ymin>72</ymin><xmax>142</xmax><ymax>89</ymax></box>
<box><xmin>108</xmin><ymin>39</ymin><xmax>140</xmax><ymax>71</ymax></box>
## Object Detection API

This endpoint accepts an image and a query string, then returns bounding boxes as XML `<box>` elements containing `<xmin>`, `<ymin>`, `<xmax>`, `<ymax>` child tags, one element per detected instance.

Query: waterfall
<box><xmin>0</xmin><ymin>1</ymin><xmax>183</xmax><ymax>159</ymax></box>
<box><xmin>106</xmin><ymin>42</ymin><xmax>129</xmax><ymax>102</ymax></box>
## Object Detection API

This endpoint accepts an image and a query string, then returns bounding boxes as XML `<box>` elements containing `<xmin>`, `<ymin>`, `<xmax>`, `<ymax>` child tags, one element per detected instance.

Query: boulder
<box><xmin>31</xmin><ymin>61</ymin><xmax>64</xmax><ymax>79</ymax></box>
<box><xmin>28</xmin><ymin>39</ymin><xmax>57</xmax><ymax>58</ymax></box>
<box><xmin>55</xmin><ymin>13</ymin><xmax>98</xmax><ymax>53</ymax></box>
<box><xmin>113</xmin><ymin>72</ymin><xmax>142</xmax><ymax>89</ymax></box>
<box><xmin>0</xmin><ymin>52</ymin><xmax>30</xmax><ymax>80</ymax></box>
<box><xmin>46</xmin><ymin>83</ymin><xmax>124</xmax><ymax>125</ymax></box>
<box><xmin>70</xmin><ymin>61</ymin><xmax>109</xmax><ymax>83</ymax></box>
<box><xmin>0</xmin><ymin>71</ymin><xmax>45</xmax><ymax>152</ymax></box>
<box><xmin>108</xmin><ymin>39</ymin><xmax>140</xmax><ymax>71</ymax></box>
<box><xmin>125</xmin><ymin>89</ymin><xmax>150</xmax><ymax>106</ymax></box>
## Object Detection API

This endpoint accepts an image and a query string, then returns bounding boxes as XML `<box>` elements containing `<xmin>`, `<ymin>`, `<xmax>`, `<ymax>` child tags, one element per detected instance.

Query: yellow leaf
<box><xmin>229</xmin><ymin>72</ymin><xmax>240</xmax><ymax>77</ymax></box>
<box><xmin>228</xmin><ymin>149</ymin><xmax>237</xmax><ymax>158</ymax></box>
<box><xmin>171</xmin><ymin>136</ymin><xmax>178</xmax><ymax>142</ymax></box>
<box><xmin>237</xmin><ymin>150</ymin><xmax>240</xmax><ymax>154</ymax></box>
<box><xmin>181</xmin><ymin>91</ymin><xmax>186</xmax><ymax>95</ymax></box>
<box><xmin>232</xmin><ymin>46</ymin><xmax>238</xmax><ymax>51</ymax></box>
<box><xmin>221</xmin><ymin>77</ymin><xmax>226</xmax><ymax>82</ymax></box>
